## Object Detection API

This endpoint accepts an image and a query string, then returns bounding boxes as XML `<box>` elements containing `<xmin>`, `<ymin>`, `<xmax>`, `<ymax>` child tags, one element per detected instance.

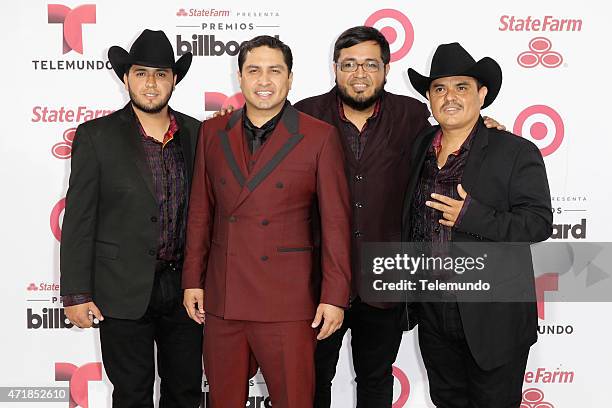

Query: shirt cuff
<box><xmin>455</xmin><ymin>194</ymin><xmax>472</xmax><ymax>227</ymax></box>
<box><xmin>62</xmin><ymin>294</ymin><xmax>92</xmax><ymax>307</ymax></box>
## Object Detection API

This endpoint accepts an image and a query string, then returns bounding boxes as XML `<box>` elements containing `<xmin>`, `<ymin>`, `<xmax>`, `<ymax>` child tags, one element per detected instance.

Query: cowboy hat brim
<box><xmin>408</xmin><ymin>57</ymin><xmax>502</xmax><ymax>109</ymax></box>
<box><xmin>108</xmin><ymin>46</ymin><xmax>192</xmax><ymax>84</ymax></box>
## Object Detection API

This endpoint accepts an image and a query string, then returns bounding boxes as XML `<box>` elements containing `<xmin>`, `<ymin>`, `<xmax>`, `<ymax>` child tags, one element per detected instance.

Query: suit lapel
<box><xmin>358</xmin><ymin>93</ymin><xmax>389</xmax><ymax>164</ymax></box>
<box><xmin>119</xmin><ymin>104</ymin><xmax>157</xmax><ymax>202</ymax></box>
<box><xmin>461</xmin><ymin>119</ymin><xmax>489</xmax><ymax>194</ymax></box>
<box><xmin>174</xmin><ymin>111</ymin><xmax>195</xmax><ymax>187</ymax></box>
<box><xmin>401</xmin><ymin>126</ymin><xmax>437</xmax><ymax>235</ymax></box>
<box><xmin>234</xmin><ymin>105</ymin><xmax>304</xmax><ymax>210</ymax></box>
<box><xmin>217</xmin><ymin>109</ymin><xmax>249</xmax><ymax>190</ymax></box>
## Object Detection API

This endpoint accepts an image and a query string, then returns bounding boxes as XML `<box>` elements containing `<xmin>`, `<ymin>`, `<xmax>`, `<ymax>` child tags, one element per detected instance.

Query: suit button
<box><xmin>354</xmin><ymin>202</ymin><xmax>364</xmax><ymax>209</ymax></box>
<box><xmin>276</xmin><ymin>182</ymin><xmax>284</xmax><ymax>189</ymax></box>
<box><xmin>148</xmin><ymin>249</ymin><xmax>156</xmax><ymax>256</ymax></box>
<box><xmin>229</xmin><ymin>216</ymin><xmax>237</xmax><ymax>223</ymax></box>
<box><xmin>150</xmin><ymin>216</ymin><xmax>158</xmax><ymax>222</ymax></box>
<box><xmin>261</xmin><ymin>219</ymin><xmax>269</xmax><ymax>226</ymax></box>
<box><xmin>261</xmin><ymin>255</ymin><xmax>269</xmax><ymax>261</ymax></box>
<box><xmin>220</xmin><ymin>178</ymin><xmax>226</xmax><ymax>185</ymax></box>
<box><xmin>434</xmin><ymin>225</ymin><xmax>441</xmax><ymax>233</ymax></box>
<box><xmin>354</xmin><ymin>230</ymin><xmax>363</xmax><ymax>238</ymax></box>
<box><xmin>355</xmin><ymin>174</ymin><xmax>364</xmax><ymax>181</ymax></box>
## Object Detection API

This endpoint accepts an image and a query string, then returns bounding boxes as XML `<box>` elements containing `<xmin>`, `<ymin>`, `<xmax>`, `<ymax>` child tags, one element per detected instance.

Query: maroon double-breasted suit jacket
<box><xmin>182</xmin><ymin>104</ymin><xmax>351</xmax><ymax>322</ymax></box>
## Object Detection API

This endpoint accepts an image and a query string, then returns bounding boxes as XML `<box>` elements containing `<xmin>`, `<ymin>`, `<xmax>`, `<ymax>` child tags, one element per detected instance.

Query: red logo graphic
<box><xmin>518</xmin><ymin>37</ymin><xmax>563</xmax><ymax>68</ymax></box>
<box><xmin>521</xmin><ymin>388</ymin><xmax>554</xmax><ymax>408</ymax></box>
<box><xmin>514</xmin><ymin>105</ymin><xmax>564</xmax><ymax>157</ymax></box>
<box><xmin>365</xmin><ymin>9</ymin><xmax>414</xmax><ymax>62</ymax></box>
<box><xmin>48</xmin><ymin>4</ymin><xmax>96</xmax><ymax>54</ymax></box>
<box><xmin>392</xmin><ymin>365</ymin><xmax>410</xmax><ymax>407</ymax></box>
<box><xmin>177</xmin><ymin>8</ymin><xmax>188</xmax><ymax>16</ymax></box>
<box><xmin>51</xmin><ymin>198</ymin><xmax>66</xmax><ymax>242</ymax></box>
<box><xmin>55</xmin><ymin>362</ymin><xmax>103</xmax><ymax>408</ymax></box>
<box><xmin>535</xmin><ymin>273</ymin><xmax>559</xmax><ymax>320</ymax></box>
<box><xmin>52</xmin><ymin>128</ymin><xmax>77</xmax><ymax>159</ymax></box>
<box><xmin>27</xmin><ymin>283</ymin><xmax>39</xmax><ymax>291</ymax></box>
<box><xmin>204</xmin><ymin>92</ymin><xmax>245</xmax><ymax>112</ymax></box>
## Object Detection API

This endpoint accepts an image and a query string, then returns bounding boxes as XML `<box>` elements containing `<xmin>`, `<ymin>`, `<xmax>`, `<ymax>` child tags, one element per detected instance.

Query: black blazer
<box><xmin>402</xmin><ymin>117</ymin><xmax>553</xmax><ymax>370</ymax></box>
<box><xmin>60</xmin><ymin>104</ymin><xmax>200</xmax><ymax>319</ymax></box>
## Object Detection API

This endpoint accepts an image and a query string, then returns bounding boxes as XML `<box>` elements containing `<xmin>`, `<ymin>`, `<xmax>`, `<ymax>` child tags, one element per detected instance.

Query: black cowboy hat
<box><xmin>408</xmin><ymin>42</ymin><xmax>502</xmax><ymax>109</ymax></box>
<box><xmin>108</xmin><ymin>29</ymin><xmax>192</xmax><ymax>84</ymax></box>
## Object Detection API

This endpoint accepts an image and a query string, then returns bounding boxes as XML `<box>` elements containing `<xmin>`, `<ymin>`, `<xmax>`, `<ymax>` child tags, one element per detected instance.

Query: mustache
<box><xmin>441</xmin><ymin>102</ymin><xmax>462</xmax><ymax>110</ymax></box>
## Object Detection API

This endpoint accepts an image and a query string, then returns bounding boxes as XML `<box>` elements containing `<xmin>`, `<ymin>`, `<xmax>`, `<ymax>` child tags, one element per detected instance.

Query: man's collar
<box><xmin>336</xmin><ymin>89</ymin><xmax>383</xmax><ymax>123</ymax></box>
<box><xmin>242</xmin><ymin>100</ymin><xmax>289</xmax><ymax>131</ymax></box>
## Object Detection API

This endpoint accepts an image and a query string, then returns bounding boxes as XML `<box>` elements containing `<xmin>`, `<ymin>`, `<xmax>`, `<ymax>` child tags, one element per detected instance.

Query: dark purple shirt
<box><xmin>139</xmin><ymin>112</ymin><xmax>187</xmax><ymax>262</ymax></box>
<box><xmin>62</xmin><ymin>110</ymin><xmax>187</xmax><ymax>307</ymax></box>
<box><xmin>410</xmin><ymin>126</ymin><xmax>475</xmax><ymax>244</ymax></box>
<box><xmin>337</xmin><ymin>96</ymin><xmax>382</xmax><ymax>160</ymax></box>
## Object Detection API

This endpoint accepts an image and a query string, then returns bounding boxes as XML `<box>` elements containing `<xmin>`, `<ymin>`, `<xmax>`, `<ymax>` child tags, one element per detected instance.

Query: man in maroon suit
<box><xmin>181</xmin><ymin>35</ymin><xmax>352</xmax><ymax>408</ymax></box>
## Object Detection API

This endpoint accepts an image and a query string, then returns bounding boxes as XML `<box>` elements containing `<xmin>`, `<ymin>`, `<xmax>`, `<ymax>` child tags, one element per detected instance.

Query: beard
<box><xmin>336</xmin><ymin>79</ymin><xmax>385</xmax><ymax>111</ymax></box>
<box><xmin>128</xmin><ymin>85</ymin><xmax>173</xmax><ymax>114</ymax></box>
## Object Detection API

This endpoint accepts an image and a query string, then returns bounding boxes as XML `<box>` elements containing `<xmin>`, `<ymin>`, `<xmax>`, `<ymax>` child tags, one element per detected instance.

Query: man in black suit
<box><xmin>60</xmin><ymin>29</ymin><xmax>202</xmax><ymax>407</ymax></box>
<box><xmin>402</xmin><ymin>43</ymin><xmax>553</xmax><ymax>407</ymax></box>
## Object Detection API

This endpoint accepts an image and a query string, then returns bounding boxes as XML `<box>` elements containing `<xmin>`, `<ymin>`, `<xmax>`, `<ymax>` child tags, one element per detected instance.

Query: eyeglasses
<box><xmin>337</xmin><ymin>60</ymin><xmax>382</xmax><ymax>73</ymax></box>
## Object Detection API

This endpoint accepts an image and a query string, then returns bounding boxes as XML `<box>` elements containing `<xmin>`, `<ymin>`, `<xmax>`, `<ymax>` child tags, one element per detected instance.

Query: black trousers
<box><xmin>314</xmin><ymin>298</ymin><xmax>404</xmax><ymax>408</ymax></box>
<box><xmin>99</xmin><ymin>261</ymin><xmax>203</xmax><ymax>408</ymax></box>
<box><xmin>418</xmin><ymin>302</ymin><xmax>529</xmax><ymax>408</ymax></box>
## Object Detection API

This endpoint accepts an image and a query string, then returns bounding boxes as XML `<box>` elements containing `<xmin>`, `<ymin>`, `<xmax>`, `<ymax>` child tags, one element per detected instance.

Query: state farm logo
<box><xmin>32</xmin><ymin>106</ymin><xmax>114</xmax><ymax>123</ymax></box>
<box><xmin>513</xmin><ymin>105</ymin><xmax>564</xmax><ymax>157</ymax></box>
<box><xmin>51</xmin><ymin>197</ymin><xmax>66</xmax><ymax>242</ymax></box>
<box><xmin>524</xmin><ymin>367</ymin><xmax>574</xmax><ymax>385</ymax></box>
<box><xmin>47</xmin><ymin>4</ymin><xmax>96</xmax><ymax>54</ymax></box>
<box><xmin>518</xmin><ymin>37</ymin><xmax>563</xmax><ymax>68</ymax></box>
<box><xmin>176</xmin><ymin>7</ymin><xmax>230</xmax><ymax>17</ymax></box>
<box><xmin>27</xmin><ymin>282</ymin><xmax>60</xmax><ymax>292</ymax></box>
<box><xmin>521</xmin><ymin>388</ymin><xmax>555</xmax><ymax>408</ymax></box>
<box><xmin>392</xmin><ymin>365</ymin><xmax>410</xmax><ymax>407</ymax></box>
<box><xmin>55</xmin><ymin>362</ymin><xmax>102</xmax><ymax>408</ymax></box>
<box><xmin>52</xmin><ymin>128</ymin><xmax>76</xmax><ymax>159</ymax></box>
<box><xmin>204</xmin><ymin>92</ymin><xmax>245</xmax><ymax>111</ymax></box>
<box><xmin>365</xmin><ymin>9</ymin><xmax>414</xmax><ymax>62</ymax></box>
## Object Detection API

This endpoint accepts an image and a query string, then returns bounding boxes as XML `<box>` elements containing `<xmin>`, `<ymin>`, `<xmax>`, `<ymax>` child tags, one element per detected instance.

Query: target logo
<box><xmin>518</xmin><ymin>38</ymin><xmax>563</xmax><ymax>68</ymax></box>
<box><xmin>513</xmin><ymin>105</ymin><xmax>564</xmax><ymax>157</ymax></box>
<box><xmin>51</xmin><ymin>198</ymin><xmax>66</xmax><ymax>242</ymax></box>
<box><xmin>52</xmin><ymin>128</ymin><xmax>76</xmax><ymax>159</ymax></box>
<box><xmin>204</xmin><ymin>92</ymin><xmax>245</xmax><ymax>112</ymax></box>
<box><xmin>364</xmin><ymin>9</ymin><xmax>414</xmax><ymax>62</ymax></box>
<box><xmin>392</xmin><ymin>365</ymin><xmax>410</xmax><ymax>408</ymax></box>
<box><xmin>521</xmin><ymin>388</ymin><xmax>554</xmax><ymax>408</ymax></box>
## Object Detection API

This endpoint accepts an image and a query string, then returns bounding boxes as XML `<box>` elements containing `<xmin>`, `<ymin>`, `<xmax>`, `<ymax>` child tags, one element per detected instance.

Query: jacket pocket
<box><xmin>95</xmin><ymin>240</ymin><xmax>119</xmax><ymax>259</ymax></box>
<box><xmin>277</xmin><ymin>246</ymin><xmax>313</xmax><ymax>253</ymax></box>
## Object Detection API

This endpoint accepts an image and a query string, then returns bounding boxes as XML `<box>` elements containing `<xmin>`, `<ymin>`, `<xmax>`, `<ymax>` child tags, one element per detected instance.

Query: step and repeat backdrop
<box><xmin>1</xmin><ymin>0</ymin><xmax>610</xmax><ymax>407</ymax></box>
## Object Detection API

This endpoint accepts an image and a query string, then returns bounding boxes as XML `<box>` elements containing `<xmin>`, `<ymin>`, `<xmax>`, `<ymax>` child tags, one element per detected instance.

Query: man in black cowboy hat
<box><xmin>402</xmin><ymin>43</ymin><xmax>552</xmax><ymax>407</ymax></box>
<box><xmin>60</xmin><ymin>29</ymin><xmax>203</xmax><ymax>407</ymax></box>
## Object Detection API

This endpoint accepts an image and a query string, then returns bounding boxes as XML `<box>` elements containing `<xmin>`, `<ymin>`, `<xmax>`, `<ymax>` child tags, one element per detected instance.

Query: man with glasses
<box><xmin>295</xmin><ymin>26</ymin><xmax>504</xmax><ymax>408</ymax></box>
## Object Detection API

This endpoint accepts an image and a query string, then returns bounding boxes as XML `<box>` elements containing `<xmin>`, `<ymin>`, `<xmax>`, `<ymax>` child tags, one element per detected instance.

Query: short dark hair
<box><xmin>333</xmin><ymin>26</ymin><xmax>390</xmax><ymax>65</ymax></box>
<box><xmin>238</xmin><ymin>35</ymin><xmax>293</xmax><ymax>73</ymax></box>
